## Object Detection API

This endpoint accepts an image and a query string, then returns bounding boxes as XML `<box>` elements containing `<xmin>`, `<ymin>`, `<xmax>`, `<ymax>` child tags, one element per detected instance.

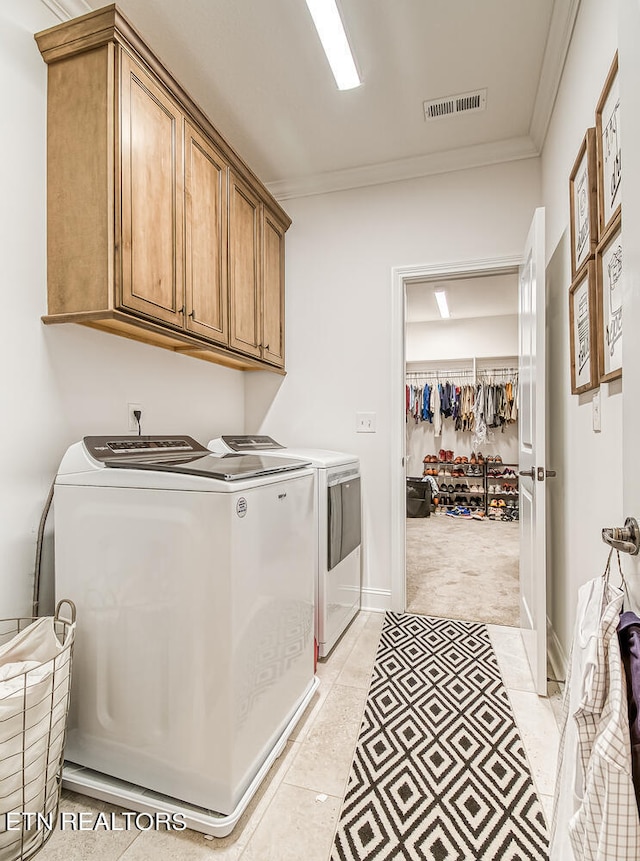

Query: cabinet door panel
<box><xmin>262</xmin><ymin>211</ymin><xmax>285</xmax><ymax>367</ymax></box>
<box><xmin>184</xmin><ymin>122</ymin><xmax>228</xmax><ymax>344</ymax></box>
<box><xmin>120</xmin><ymin>50</ymin><xmax>184</xmax><ymax>326</ymax></box>
<box><xmin>228</xmin><ymin>173</ymin><xmax>261</xmax><ymax>357</ymax></box>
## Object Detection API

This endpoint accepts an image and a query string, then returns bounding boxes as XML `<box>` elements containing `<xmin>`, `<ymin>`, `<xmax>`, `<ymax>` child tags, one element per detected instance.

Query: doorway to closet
<box><xmin>404</xmin><ymin>269</ymin><xmax>521</xmax><ymax>626</ymax></box>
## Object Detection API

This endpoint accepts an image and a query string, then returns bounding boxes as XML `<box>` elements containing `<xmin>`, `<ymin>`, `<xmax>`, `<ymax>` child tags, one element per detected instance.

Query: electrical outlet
<box><xmin>128</xmin><ymin>403</ymin><xmax>143</xmax><ymax>433</ymax></box>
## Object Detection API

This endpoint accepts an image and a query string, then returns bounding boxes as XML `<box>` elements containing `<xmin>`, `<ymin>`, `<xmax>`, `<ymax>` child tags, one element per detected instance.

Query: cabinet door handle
<box><xmin>264</xmin><ymin>343</ymin><xmax>270</xmax><ymax>351</ymax></box>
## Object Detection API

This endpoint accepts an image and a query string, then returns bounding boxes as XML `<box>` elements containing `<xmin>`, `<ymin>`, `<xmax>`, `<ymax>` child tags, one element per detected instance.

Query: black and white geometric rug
<box><xmin>331</xmin><ymin>613</ymin><xmax>549</xmax><ymax>860</ymax></box>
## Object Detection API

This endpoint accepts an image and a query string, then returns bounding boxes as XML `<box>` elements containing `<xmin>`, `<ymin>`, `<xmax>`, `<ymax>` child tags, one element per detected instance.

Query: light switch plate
<box><xmin>592</xmin><ymin>390</ymin><xmax>601</xmax><ymax>432</ymax></box>
<box><xmin>356</xmin><ymin>412</ymin><xmax>376</xmax><ymax>433</ymax></box>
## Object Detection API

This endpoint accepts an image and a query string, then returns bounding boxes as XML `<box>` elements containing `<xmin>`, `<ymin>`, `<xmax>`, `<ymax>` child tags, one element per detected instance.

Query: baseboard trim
<box><xmin>361</xmin><ymin>587</ymin><xmax>392</xmax><ymax>613</ymax></box>
<box><xmin>547</xmin><ymin>616</ymin><xmax>567</xmax><ymax>684</ymax></box>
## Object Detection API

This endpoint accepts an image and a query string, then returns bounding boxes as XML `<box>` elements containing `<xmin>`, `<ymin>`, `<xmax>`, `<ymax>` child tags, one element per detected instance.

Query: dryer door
<box><xmin>328</xmin><ymin>473</ymin><xmax>361</xmax><ymax>570</ymax></box>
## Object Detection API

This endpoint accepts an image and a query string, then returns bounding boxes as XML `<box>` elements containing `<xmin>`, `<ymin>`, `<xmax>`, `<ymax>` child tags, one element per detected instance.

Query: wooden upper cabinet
<box><xmin>228</xmin><ymin>172</ymin><xmax>261</xmax><ymax>358</ymax></box>
<box><xmin>35</xmin><ymin>4</ymin><xmax>291</xmax><ymax>373</ymax></box>
<box><xmin>262</xmin><ymin>209</ymin><xmax>286</xmax><ymax>368</ymax></box>
<box><xmin>119</xmin><ymin>50</ymin><xmax>184</xmax><ymax>328</ymax></box>
<box><xmin>184</xmin><ymin>121</ymin><xmax>229</xmax><ymax>345</ymax></box>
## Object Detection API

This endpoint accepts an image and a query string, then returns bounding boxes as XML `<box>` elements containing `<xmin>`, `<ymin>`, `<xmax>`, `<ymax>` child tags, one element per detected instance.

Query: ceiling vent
<box><xmin>423</xmin><ymin>88</ymin><xmax>487</xmax><ymax>121</ymax></box>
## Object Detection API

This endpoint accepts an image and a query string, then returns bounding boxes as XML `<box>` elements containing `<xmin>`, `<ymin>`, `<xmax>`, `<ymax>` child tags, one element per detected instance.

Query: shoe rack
<box><xmin>422</xmin><ymin>451</ymin><xmax>486</xmax><ymax>515</ymax></box>
<box><xmin>423</xmin><ymin>451</ymin><xmax>519</xmax><ymax>520</ymax></box>
<box><xmin>486</xmin><ymin>462</ymin><xmax>519</xmax><ymax>521</ymax></box>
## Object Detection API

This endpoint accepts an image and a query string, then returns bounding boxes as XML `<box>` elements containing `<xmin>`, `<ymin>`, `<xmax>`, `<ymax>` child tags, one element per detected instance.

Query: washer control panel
<box><xmin>84</xmin><ymin>435</ymin><xmax>207</xmax><ymax>462</ymax></box>
<box><xmin>220</xmin><ymin>435</ymin><xmax>285</xmax><ymax>452</ymax></box>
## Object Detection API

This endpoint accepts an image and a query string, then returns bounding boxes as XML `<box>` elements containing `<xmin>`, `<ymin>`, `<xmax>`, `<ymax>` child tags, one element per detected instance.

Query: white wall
<box><xmin>406</xmin><ymin>314</ymin><xmax>518</xmax><ymax>361</ymax></box>
<box><xmin>246</xmin><ymin>159</ymin><xmax>541</xmax><ymax>609</ymax></box>
<box><xmin>541</xmin><ymin>0</ymin><xmax>621</xmax><ymax>667</ymax></box>
<box><xmin>0</xmin><ymin>0</ymin><xmax>246</xmax><ymax>617</ymax></box>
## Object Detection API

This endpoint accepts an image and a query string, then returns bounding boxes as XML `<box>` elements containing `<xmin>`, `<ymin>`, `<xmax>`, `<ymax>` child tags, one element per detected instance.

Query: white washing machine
<box><xmin>53</xmin><ymin>435</ymin><xmax>317</xmax><ymax>837</ymax></box>
<box><xmin>208</xmin><ymin>436</ymin><xmax>361</xmax><ymax>658</ymax></box>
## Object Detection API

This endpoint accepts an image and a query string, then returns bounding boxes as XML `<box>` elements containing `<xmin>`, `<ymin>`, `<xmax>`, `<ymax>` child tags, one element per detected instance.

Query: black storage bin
<box><xmin>406</xmin><ymin>478</ymin><xmax>432</xmax><ymax>518</ymax></box>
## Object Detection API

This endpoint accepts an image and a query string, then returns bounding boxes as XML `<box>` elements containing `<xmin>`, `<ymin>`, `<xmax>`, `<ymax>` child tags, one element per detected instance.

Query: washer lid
<box><xmin>82</xmin><ymin>436</ymin><xmax>310</xmax><ymax>481</ymax></box>
<box><xmin>208</xmin><ymin>437</ymin><xmax>358</xmax><ymax>468</ymax></box>
<box><xmin>104</xmin><ymin>452</ymin><xmax>311</xmax><ymax>481</ymax></box>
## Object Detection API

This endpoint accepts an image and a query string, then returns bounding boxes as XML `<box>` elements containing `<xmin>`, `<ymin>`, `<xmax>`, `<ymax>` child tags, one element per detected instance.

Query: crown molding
<box><xmin>529</xmin><ymin>0</ymin><xmax>582</xmax><ymax>151</ymax></box>
<box><xmin>267</xmin><ymin>136</ymin><xmax>540</xmax><ymax>201</ymax></box>
<box><xmin>40</xmin><ymin>0</ymin><xmax>92</xmax><ymax>24</ymax></box>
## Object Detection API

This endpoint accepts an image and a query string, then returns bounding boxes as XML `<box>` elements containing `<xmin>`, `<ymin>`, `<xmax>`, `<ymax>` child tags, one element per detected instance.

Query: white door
<box><xmin>620</xmin><ymin>1</ymin><xmax>640</xmax><ymax>599</ymax></box>
<box><xmin>518</xmin><ymin>208</ymin><xmax>548</xmax><ymax>696</ymax></box>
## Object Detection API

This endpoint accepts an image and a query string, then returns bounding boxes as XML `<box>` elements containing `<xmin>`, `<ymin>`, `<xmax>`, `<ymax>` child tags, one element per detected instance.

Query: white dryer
<box><xmin>53</xmin><ymin>435</ymin><xmax>317</xmax><ymax>836</ymax></box>
<box><xmin>208</xmin><ymin>436</ymin><xmax>362</xmax><ymax>658</ymax></box>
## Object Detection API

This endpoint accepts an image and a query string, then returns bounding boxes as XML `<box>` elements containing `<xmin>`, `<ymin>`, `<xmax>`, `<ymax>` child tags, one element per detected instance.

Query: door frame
<box><xmin>390</xmin><ymin>255</ymin><xmax>523</xmax><ymax>612</ymax></box>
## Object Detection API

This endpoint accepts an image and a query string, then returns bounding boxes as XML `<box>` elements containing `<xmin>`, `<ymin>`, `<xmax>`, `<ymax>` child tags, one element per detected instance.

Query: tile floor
<box><xmin>35</xmin><ymin>611</ymin><xmax>560</xmax><ymax>860</ymax></box>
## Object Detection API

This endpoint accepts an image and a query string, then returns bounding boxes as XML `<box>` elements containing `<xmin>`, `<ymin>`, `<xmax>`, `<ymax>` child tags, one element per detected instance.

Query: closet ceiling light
<box><xmin>305</xmin><ymin>0</ymin><xmax>362</xmax><ymax>91</ymax></box>
<box><xmin>434</xmin><ymin>291</ymin><xmax>450</xmax><ymax>318</ymax></box>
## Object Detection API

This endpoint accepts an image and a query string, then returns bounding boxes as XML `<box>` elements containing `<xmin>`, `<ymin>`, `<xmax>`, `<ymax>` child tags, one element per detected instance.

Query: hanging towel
<box><xmin>550</xmin><ymin>558</ymin><xmax>640</xmax><ymax>860</ymax></box>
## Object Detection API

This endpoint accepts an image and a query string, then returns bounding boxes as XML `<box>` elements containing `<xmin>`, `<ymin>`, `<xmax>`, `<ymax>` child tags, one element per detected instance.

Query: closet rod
<box><xmin>405</xmin><ymin>368</ymin><xmax>518</xmax><ymax>379</ymax></box>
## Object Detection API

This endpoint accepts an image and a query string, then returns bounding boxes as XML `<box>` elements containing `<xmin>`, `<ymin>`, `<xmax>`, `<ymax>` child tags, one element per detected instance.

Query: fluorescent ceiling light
<box><xmin>305</xmin><ymin>0</ymin><xmax>361</xmax><ymax>90</ymax></box>
<box><xmin>434</xmin><ymin>290</ymin><xmax>450</xmax><ymax>319</ymax></box>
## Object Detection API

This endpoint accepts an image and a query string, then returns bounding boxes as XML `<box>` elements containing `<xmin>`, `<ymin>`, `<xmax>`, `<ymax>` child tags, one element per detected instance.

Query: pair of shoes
<box><xmin>494</xmin><ymin>454</ymin><xmax>503</xmax><ymax>464</ymax></box>
<box><xmin>470</xmin><ymin>451</ymin><xmax>477</xmax><ymax>464</ymax></box>
<box><xmin>472</xmin><ymin>510</ymin><xmax>486</xmax><ymax>520</ymax></box>
<box><xmin>439</xmin><ymin>449</ymin><xmax>446</xmax><ymax>461</ymax></box>
<box><xmin>446</xmin><ymin>506</ymin><xmax>471</xmax><ymax>518</ymax></box>
<box><xmin>489</xmin><ymin>499</ymin><xmax>498</xmax><ymax>507</ymax></box>
<box><xmin>476</xmin><ymin>452</ymin><xmax>485</xmax><ymax>464</ymax></box>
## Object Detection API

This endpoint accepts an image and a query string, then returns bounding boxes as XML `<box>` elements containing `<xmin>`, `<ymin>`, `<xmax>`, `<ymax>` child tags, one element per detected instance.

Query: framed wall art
<box><xmin>596</xmin><ymin>212</ymin><xmax>622</xmax><ymax>382</ymax></box>
<box><xmin>569</xmin><ymin>128</ymin><xmax>598</xmax><ymax>279</ymax></box>
<box><xmin>569</xmin><ymin>260</ymin><xmax>598</xmax><ymax>394</ymax></box>
<box><xmin>596</xmin><ymin>53</ymin><xmax>621</xmax><ymax>235</ymax></box>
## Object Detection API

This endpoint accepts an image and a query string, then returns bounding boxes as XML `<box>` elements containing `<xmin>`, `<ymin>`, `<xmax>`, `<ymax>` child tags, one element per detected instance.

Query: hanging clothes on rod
<box><xmin>405</xmin><ymin>368</ymin><xmax>519</xmax><ymax>436</ymax></box>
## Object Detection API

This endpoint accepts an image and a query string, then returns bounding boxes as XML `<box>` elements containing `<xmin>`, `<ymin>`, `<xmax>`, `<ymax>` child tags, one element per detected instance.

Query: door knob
<box><xmin>518</xmin><ymin>467</ymin><xmax>557</xmax><ymax>480</ymax></box>
<box><xmin>537</xmin><ymin>467</ymin><xmax>556</xmax><ymax>481</ymax></box>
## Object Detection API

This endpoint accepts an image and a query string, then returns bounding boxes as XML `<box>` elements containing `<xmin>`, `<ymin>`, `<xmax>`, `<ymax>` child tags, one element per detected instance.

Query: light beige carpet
<box><xmin>406</xmin><ymin>514</ymin><xmax>520</xmax><ymax>626</ymax></box>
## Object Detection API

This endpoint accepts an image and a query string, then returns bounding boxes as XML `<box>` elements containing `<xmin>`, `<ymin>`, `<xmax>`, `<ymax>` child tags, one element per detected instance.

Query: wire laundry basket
<box><xmin>0</xmin><ymin>601</ymin><xmax>76</xmax><ymax>861</ymax></box>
